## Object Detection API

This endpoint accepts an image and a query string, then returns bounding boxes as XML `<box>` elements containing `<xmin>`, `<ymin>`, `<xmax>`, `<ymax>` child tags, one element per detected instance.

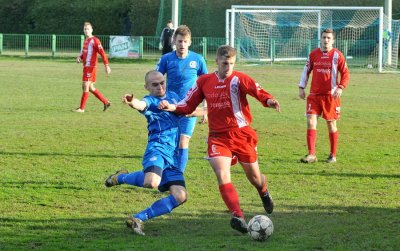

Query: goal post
<box><xmin>227</xmin><ymin>9</ymin><xmax>322</xmax><ymax>62</ymax></box>
<box><xmin>227</xmin><ymin>5</ymin><xmax>399</xmax><ymax>73</ymax></box>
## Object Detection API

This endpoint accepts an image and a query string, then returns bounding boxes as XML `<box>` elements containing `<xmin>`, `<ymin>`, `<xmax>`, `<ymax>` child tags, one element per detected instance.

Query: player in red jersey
<box><xmin>73</xmin><ymin>22</ymin><xmax>112</xmax><ymax>113</ymax></box>
<box><xmin>298</xmin><ymin>28</ymin><xmax>350</xmax><ymax>163</ymax></box>
<box><xmin>159</xmin><ymin>45</ymin><xmax>280</xmax><ymax>234</ymax></box>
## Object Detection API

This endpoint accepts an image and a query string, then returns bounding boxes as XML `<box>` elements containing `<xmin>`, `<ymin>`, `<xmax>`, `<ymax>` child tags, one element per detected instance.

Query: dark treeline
<box><xmin>0</xmin><ymin>0</ymin><xmax>398</xmax><ymax>36</ymax></box>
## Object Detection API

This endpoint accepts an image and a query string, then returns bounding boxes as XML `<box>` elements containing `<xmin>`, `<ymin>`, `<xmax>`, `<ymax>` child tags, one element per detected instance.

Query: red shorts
<box><xmin>207</xmin><ymin>126</ymin><xmax>258</xmax><ymax>163</ymax></box>
<box><xmin>306</xmin><ymin>94</ymin><xmax>341</xmax><ymax>121</ymax></box>
<box><xmin>82</xmin><ymin>66</ymin><xmax>97</xmax><ymax>82</ymax></box>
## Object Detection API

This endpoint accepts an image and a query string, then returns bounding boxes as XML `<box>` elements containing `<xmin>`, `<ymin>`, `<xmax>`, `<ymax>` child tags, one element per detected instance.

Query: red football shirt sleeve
<box><xmin>96</xmin><ymin>38</ymin><xmax>109</xmax><ymax>65</ymax></box>
<box><xmin>338</xmin><ymin>53</ymin><xmax>349</xmax><ymax>89</ymax></box>
<box><xmin>242</xmin><ymin>75</ymin><xmax>274</xmax><ymax>107</ymax></box>
<box><xmin>299</xmin><ymin>55</ymin><xmax>313</xmax><ymax>89</ymax></box>
<box><xmin>175</xmin><ymin>81</ymin><xmax>205</xmax><ymax>115</ymax></box>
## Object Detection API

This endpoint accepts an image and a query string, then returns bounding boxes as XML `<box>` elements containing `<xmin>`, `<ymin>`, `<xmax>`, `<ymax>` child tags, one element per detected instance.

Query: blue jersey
<box><xmin>156</xmin><ymin>50</ymin><xmax>208</xmax><ymax>100</ymax></box>
<box><xmin>140</xmin><ymin>92</ymin><xmax>180</xmax><ymax>149</ymax></box>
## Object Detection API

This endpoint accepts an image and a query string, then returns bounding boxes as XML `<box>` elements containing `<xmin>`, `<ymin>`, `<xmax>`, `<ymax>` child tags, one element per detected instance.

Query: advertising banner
<box><xmin>109</xmin><ymin>36</ymin><xmax>140</xmax><ymax>58</ymax></box>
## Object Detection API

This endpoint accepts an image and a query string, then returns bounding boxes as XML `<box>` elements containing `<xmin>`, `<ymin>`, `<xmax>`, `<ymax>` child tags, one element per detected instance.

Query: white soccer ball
<box><xmin>247</xmin><ymin>215</ymin><xmax>274</xmax><ymax>241</ymax></box>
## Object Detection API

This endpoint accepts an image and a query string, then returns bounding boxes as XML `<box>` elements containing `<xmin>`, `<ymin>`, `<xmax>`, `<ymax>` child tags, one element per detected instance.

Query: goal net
<box><xmin>226</xmin><ymin>6</ymin><xmax>400</xmax><ymax>72</ymax></box>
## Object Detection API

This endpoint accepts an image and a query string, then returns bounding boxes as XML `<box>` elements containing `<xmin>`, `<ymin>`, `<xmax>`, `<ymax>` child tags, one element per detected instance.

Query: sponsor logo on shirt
<box><xmin>314</xmin><ymin>61</ymin><xmax>331</xmax><ymax>67</ymax></box>
<box><xmin>215</xmin><ymin>85</ymin><xmax>226</xmax><ymax>89</ymax></box>
<box><xmin>189</xmin><ymin>61</ymin><xmax>197</xmax><ymax>68</ymax></box>
<box><xmin>210</xmin><ymin>101</ymin><xmax>231</xmax><ymax>109</ymax></box>
<box><xmin>316</xmin><ymin>68</ymin><xmax>331</xmax><ymax>74</ymax></box>
<box><xmin>231</xmin><ymin>83</ymin><xmax>238</xmax><ymax>94</ymax></box>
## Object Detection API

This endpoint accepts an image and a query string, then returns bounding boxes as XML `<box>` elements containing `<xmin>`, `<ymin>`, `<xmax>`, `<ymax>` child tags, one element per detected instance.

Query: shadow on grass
<box><xmin>268</xmin><ymin>170</ymin><xmax>400</xmax><ymax>179</ymax></box>
<box><xmin>0</xmin><ymin>181</ymin><xmax>86</xmax><ymax>190</ymax></box>
<box><xmin>0</xmin><ymin>150</ymin><xmax>141</xmax><ymax>159</ymax></box>
<box><xmin>0</xmin><ymin>205</ymin><xmax>398</xmax><ymax>251</ymax></box>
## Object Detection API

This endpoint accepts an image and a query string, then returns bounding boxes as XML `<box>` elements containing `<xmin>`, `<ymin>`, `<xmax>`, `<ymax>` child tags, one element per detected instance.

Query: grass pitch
<box><xmin>0</xmin><ymin>57</ymin><xmax>399</xmax><ymax>250</ymax></box>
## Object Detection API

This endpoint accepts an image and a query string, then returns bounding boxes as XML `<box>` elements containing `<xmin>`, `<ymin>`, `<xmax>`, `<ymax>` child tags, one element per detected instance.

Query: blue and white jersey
<box><xmin>140</xmin><ymin>92</ymin><xmax>180</xmax><ymax>149</ymax></box>
<box><xmin>156</xmin><ymin>50</ymin><xmax>208</xmax><ymax>101</ymax></box>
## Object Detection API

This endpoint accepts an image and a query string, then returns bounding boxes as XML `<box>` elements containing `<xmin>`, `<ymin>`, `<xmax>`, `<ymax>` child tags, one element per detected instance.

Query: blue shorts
<box><xmin>142</xmin><ymin>143</ymin><xmax>185</xmax><ymax>192</ymax></box>
<box><xmin>142</xmin><ymin>142</ymin><xmax>175</xmax><ymax>170</ymax></box>
<box><xmin>179</xmin><ymin>116</ymin><xmax>197</xmax><ymax>138</ymax></box>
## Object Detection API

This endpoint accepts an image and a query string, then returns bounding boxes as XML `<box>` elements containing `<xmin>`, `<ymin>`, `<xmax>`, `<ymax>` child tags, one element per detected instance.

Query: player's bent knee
<box><xmin>143</xmin><ymin>181</ymin><xmax>160</xmax><ymax>189</ymax></box>
<box><xmin>171</xmin><ymin>188</ymin><xmax>187</xmax><ymax>204</ymax></box>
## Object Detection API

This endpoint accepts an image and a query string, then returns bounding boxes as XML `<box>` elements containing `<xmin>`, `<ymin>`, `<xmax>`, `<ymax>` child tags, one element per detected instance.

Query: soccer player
<box><xmin>159</xmin><ymin>20</ymin><xmax>174</xmax><ymax>55</ymax></box>
<box><xmin>74</xmin><ymin>22</ymin><xmax>111</xmax><ymax>113</ymax></box>
<box><xmin>159</xmin><ymin>45</ymin><xmax>280</xmax><ymax>234</ymax></box>
<box><xmin>104</xmin><ymin>70</ymin><xmax>187</xmax><ymax>236</ymax></box>
<box><xmin>298</xmin><ymin>28</ymin><xmax>350</xmax><ymax>163</ymax></box>
<box><xmin>156</xmin><ymin>25</ymin><xmax>208</xmax><ymax>173</ymax></box>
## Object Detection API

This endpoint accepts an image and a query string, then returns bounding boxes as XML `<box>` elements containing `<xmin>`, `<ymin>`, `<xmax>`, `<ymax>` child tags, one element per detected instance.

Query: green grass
<box><xmin>0</xmin><ymin>57</ymin><xmax>399</xmax><ymax>250</ymax></box>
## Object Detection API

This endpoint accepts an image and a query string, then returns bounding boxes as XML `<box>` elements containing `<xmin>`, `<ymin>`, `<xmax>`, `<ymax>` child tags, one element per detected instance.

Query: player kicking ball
<box><xmin>159</xmin><ymin>45</ymin><xmax>280</xmax><ymax>234</ymax></box>
<box><xmin>104</xmin><ymin>70</ymin><xmax>203</xmax><ymax>235</ymax></box>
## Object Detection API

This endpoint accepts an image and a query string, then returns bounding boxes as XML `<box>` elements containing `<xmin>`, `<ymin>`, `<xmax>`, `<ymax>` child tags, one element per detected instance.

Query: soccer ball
<box><xmin>247</xmin><ymin>215</ymin><xmax>274</xmax><ymax>241</ymax></box>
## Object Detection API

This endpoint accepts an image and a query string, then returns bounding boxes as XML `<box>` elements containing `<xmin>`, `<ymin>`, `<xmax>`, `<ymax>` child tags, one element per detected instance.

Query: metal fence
<box><xmin>0</xmin><ymin>34</ymin><xmax>226</xmax><ymax>60</ymax></box>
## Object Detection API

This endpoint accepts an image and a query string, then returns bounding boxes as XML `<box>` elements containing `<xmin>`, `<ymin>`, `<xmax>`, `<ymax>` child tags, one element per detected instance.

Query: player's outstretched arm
<box><xmin>158</xmin><ymin>100</ymin><xmax>176</xmax><ymax>112</ymax></box>
<box><xmin>266</xmin><ymin>99</ymin><xmax>281</xmax><ymax>113</ymax></box>
<box><xmin>122</xmin><ymin>93</ymin><xmax>146</xmax><ymax>111</ymax></box>
<box><xmin>186</xmin><ymin>107</ymin><xmax>207</xmax><ymax>118</ymax></box>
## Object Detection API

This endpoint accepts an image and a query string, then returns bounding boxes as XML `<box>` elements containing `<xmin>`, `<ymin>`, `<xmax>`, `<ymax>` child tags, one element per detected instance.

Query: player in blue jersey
<box><xmin>104</xmin><ymin>70</ymin><xmax>187</xmax><ymax>236</ymax></box>
<box><xmin>156</xmin><ymin>25</ymin><xmax>208</xmax><ymax>173</ymax></box>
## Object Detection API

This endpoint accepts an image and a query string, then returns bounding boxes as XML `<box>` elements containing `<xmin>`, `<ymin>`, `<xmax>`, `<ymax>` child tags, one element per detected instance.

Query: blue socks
<box><xmin>117</xmin><ymin>171</ymin><xmax>144</xmax><ymax>187</ymax></box>
<box><xmin>178</xmin><ymin>148</ymin><xmax>188</xmax><ymax>172</ymax></box>
<box><xmin>134</xmin><ymin>195</ymin><xmax>179</xmax><ymax>222</ymax></box>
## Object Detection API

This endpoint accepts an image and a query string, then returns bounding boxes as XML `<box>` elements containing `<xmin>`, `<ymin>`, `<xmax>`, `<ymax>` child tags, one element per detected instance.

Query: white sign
<box><xmin>109</xmin><ymin>36</ymin><xmax>139</xmax><ymax>58</ymax></box>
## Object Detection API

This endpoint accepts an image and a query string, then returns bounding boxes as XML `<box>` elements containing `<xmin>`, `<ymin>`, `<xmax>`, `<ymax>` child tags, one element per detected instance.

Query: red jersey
<box><xmin>299</xmin><ymin>48</ymin><xmax>349</xmax><ymax>95</ymax></box>
<box><xmin>175</xmin><ymin>71</ymin><xmax>275</xmax><ymax>133</ymax></box>
<box><xmin>79</xmin><ymin>36</ymin><xmax>109</xmax><ymax>67</ymax></box>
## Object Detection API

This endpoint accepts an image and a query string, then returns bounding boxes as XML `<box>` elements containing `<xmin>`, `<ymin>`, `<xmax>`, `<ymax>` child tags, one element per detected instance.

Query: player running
<box><xmin>159</xmin><ymin>45</ymin><xmax>280</xmax><ymax>234</ymax></box>
<box><xmin>74</xmin><ymin>22</ymin><xmax>111</xmax><ymax>113</ymax></box>
<box><xmin>156</xmin><ymin>25</ymin><xmax>208</xmax><ymax>173</ymax></box>
<box><xmin>298</xmin><ymin>28</ymin><xmax>350</xmax><ymax>163</ymax></box>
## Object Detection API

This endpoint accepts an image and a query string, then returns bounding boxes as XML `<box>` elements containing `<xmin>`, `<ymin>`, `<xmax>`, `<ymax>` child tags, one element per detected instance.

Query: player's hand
<box><xmin>158</xmin><ymin>100</ymin><xmax>176</xmax><ymax>111</ymax></box>
<box><xmin>299</xmin><ymin>88</ymin><xmax>306</xmax><ymax>99</ymax></box>
<box><xmin>122</xmin><ymin>93</ymin><xmax>135</xmax><ymax>103</ymax></box>
<box><xmin>267</xmin><ymin>99</ymin><xmax>281</xmax><ymax>113</ymax></box>
<box><xmin>105</xmin><ymin>65</ymin><xmax>111</xmax><ymax>75</ymax></box>
<box><xmin>332</xmin><ymin>87</ymin><xmax>342</xmax><ymax>98</ymax></box>
<box><xmin>76</xmin><ymin>56</ymin><xmax>81</xmax><ymax>63</ymax></box>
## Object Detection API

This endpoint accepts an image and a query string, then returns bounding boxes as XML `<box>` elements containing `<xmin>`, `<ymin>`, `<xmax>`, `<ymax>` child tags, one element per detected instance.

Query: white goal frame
<box><xmin>226</xmin><ymin>5</ymin><xmax>385</xmax><ymax>72</ymax></box>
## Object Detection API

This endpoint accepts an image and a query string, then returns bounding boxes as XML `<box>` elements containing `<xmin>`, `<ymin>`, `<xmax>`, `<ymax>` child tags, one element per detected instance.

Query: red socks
<box><xmin>80</xmin><ymin>92</ymin><xmax>89</xmax><ymax>110</ymax></box>
<box><xmin>307</xmin><ymin>129</ymin><xmax>338</xmax><ymax>157</ymax></box>
<box><xmin>219</xmin><ymin>183</ymin><xmax>243</xmax><ymax>218</ymax></box>
<box><xmin>307</xmin><ymin>129</ymin><xmax>317</xmax><ymax>155</ymax></box>
<box><xmin>329</xmin><ymin>131</ymin><xmax>338</xmax><ymax>157</ymax></box>
<box><xmin>92</xmin><ymin>89</ymin><xmax>108</xmax><ymax>104</ymax></box>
